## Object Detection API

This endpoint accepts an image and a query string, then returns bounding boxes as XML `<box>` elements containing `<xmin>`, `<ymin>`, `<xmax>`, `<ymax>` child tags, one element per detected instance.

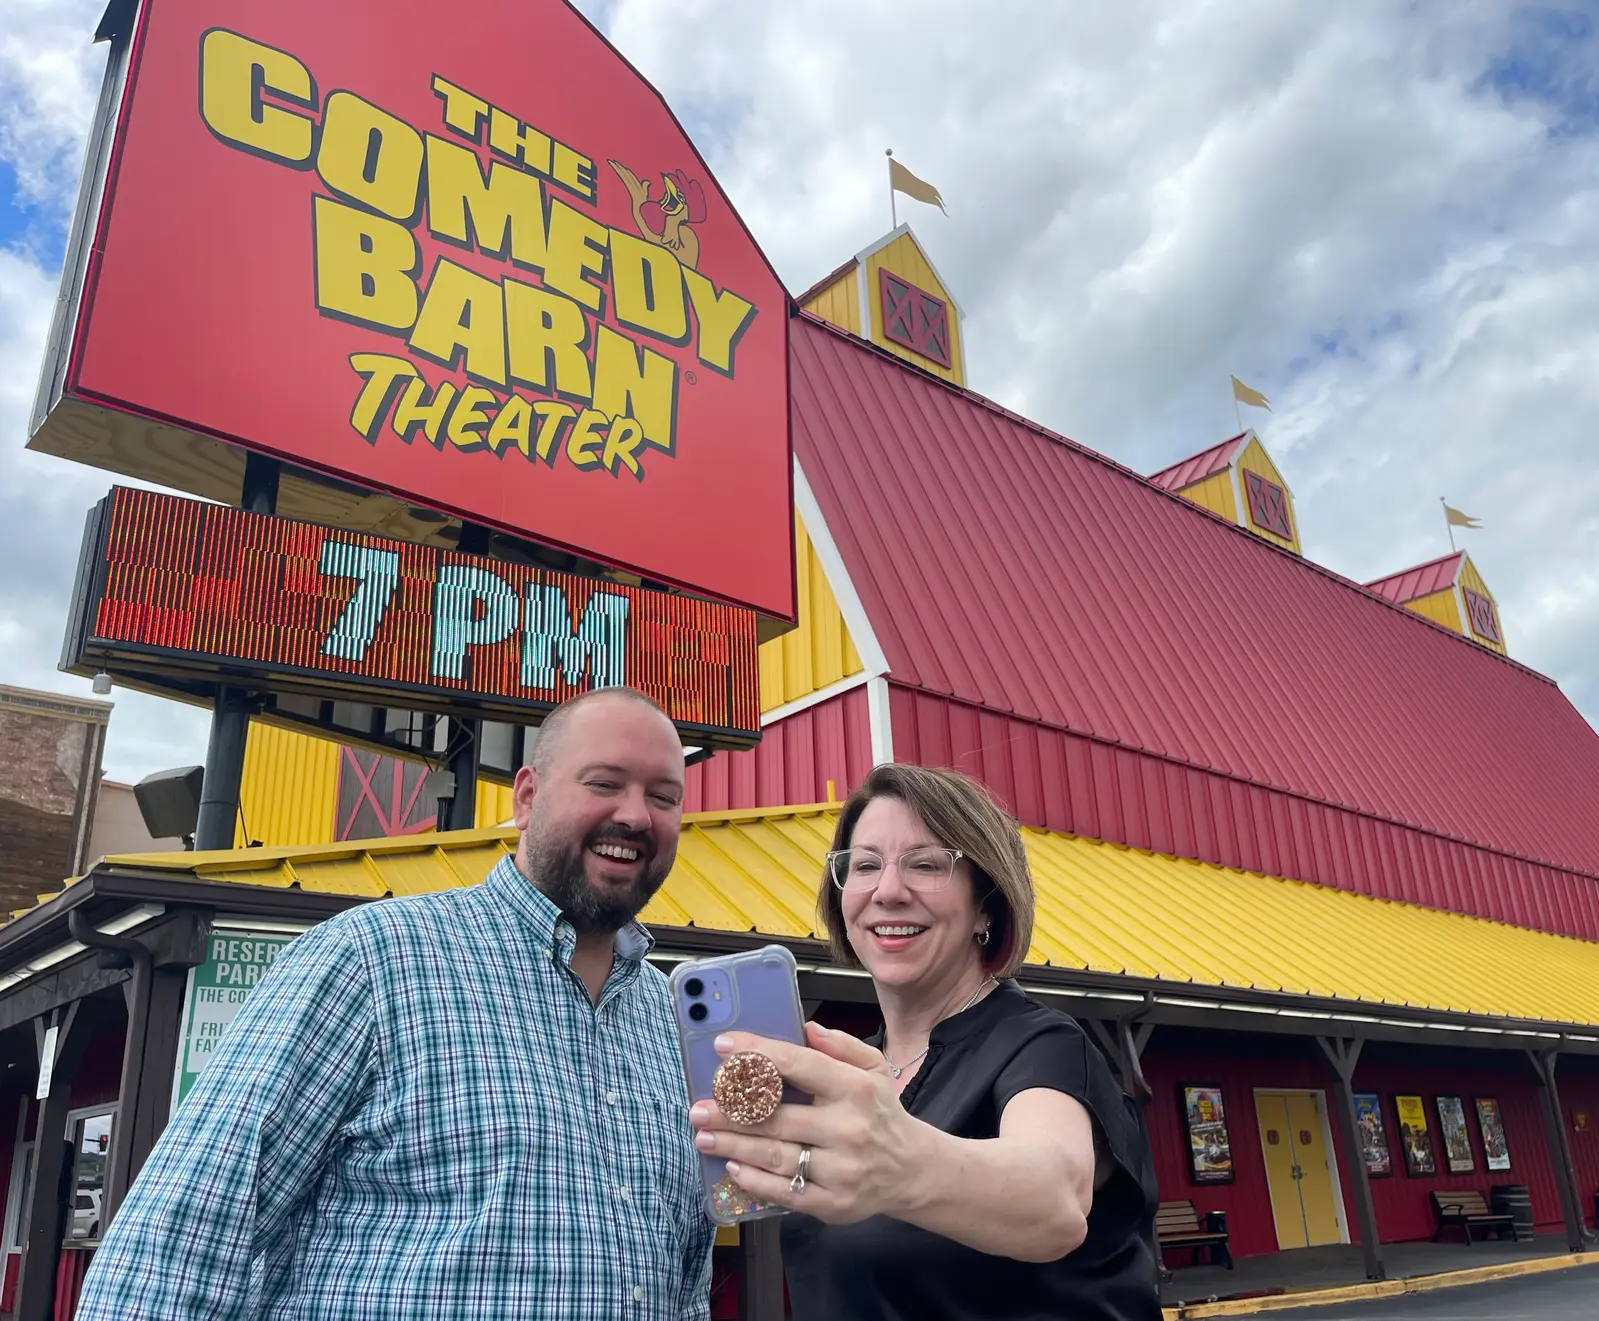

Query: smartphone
<box><xmin>669</xmin><ymin>944</ymin><xmax>811</xmax><ymax>1226</ymax></box>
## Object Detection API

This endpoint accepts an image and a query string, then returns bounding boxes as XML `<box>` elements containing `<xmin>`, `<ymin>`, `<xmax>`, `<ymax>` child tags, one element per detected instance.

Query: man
<box><xmin>75</xmin><ymin>688</ymin><xmax>713</xmax><ymax>1320</ymax></box>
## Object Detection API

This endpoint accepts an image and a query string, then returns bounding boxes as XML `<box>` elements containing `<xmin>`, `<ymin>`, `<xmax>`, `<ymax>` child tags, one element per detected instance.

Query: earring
<box><xmin>977</xmin><ymin>928</ymin><xmax>991</xmax><ymax>947</ymax></box>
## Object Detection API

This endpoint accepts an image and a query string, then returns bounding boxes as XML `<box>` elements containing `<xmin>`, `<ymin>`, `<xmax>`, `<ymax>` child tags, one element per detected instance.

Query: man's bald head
<box><xmin>530</xmin><ymin>687</ymin><xmax>675</xmax><ymax>776</ymax></box>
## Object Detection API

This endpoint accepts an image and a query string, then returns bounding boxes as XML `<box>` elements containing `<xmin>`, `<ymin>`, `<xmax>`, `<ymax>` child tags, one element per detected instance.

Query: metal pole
<box><xmin>740</xmin><ymin>1217</ymin><xmax>785</xmax><ymax>1321</ymax></box>
<box><xmin>194</xmin><ymin>687</ymin><xmax>251</xmax><ymax>850</ymax></box>
<box><xmin>1317</xmin><ymin>1037</ymin><xmax>1385</xmax><ymax>1281</ymax></box>
<box><xmin>1528</xmin><ymin>1050</ymin><xmax>1586</xmax><ymax>1252</ymax></box>
<box><xmin>194</xmin><ymin>454</ymin><xmax>279</xmax><ymax>850</ymax></box>
<box><xmin>441</xmin><ymin>722</ymin><xmax>481</xmax><ymax>832</ymax></box>
<box><xmin>437</xmin><ymin>521</ymin><xmax>489</xmax><ymax>832</ymax></box>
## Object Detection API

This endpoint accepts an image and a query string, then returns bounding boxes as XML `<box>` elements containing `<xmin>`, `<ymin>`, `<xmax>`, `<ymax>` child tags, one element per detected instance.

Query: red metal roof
<box><xmin>789</xmin><ymin>313</ymin><xmax>1599</xmax><ymax>886</ymax></box>
<box><xmin>1365</xmin><ymin>553</ymin><xmax>1464</xmax><ymax>605</ymax></box>
<box><xmin>794</xmin><ymin>255</ymin><xmax>860</xmax><ymax>308</ymax></box>
<box><xmin>1147</xmin><ymin>433</ymin><xmax>1248</xmax><ymax>492</ymax></box>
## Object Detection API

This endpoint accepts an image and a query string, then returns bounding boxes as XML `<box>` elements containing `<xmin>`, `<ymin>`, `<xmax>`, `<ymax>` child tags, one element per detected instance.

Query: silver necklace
<box><xmin>884</xmin><ymin>977</ymin><xmax>996</xmax><ymax>1080</ymax></box>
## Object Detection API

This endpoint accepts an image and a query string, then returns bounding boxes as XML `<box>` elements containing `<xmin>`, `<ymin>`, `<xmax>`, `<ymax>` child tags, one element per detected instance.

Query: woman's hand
<box><xmin>689</xmin><ymin>1022</ymin><xmax>928</xmax><ymax>1224</ymax></box>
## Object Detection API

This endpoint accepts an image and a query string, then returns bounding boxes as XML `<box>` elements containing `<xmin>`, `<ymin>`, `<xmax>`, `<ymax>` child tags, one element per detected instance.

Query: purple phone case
<box><xmin>669</xmin><ymin>944</ymin><xmax>810</xmax><ymax>1225</ymax></box>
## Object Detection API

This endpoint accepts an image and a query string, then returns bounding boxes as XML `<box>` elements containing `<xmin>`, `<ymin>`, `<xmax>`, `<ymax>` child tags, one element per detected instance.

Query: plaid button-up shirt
<box><xmin>75</xmin><ymin>856</ymin><xmax>714</xmax><ymax>1321</ymax></box>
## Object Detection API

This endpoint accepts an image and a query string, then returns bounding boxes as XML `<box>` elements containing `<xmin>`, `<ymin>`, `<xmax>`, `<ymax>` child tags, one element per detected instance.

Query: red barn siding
<box><xmin>1559</xmin><ymin>1066</ymin><xmax>1599</xmax><ymax>1228</ymax></box>
<box><xmin>891</xmin><ymin>686</ymin><xmax>1599</xmax><ymax>940</ymax></box>
<box><xmin>1142</xmin><ymin>1046</ymin><xmax>1562</xmax><ymax>1261</ymax></box>
<box><xmin>684</xmin><ymin>687</ymin><xmax>873</xmax><ymax>813</ymax></box>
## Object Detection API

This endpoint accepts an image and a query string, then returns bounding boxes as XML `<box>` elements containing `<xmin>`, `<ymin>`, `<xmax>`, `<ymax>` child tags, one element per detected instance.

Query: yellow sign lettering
<box><xmin>391</xmin><ymin>375</ymin><xmax>457</xmax><ymax>446</ymax></box>
<box><xmin>431</xmin><ymin>75</ymin><xmax>488</xmax><ymax>142</ymax></box>
<box><xmin>485</xmin><ymin>393</ymin><xmax>533</xmax><ymax>456</ymax></box>
<box><xmin>552</xmin><ymin>141</ymin><xmax>597</xmax><ymax>202</ymax></box>
<box><xmin>601</xmin><ymin>416</ymin><xmax>647</xmax><ymax>479</ymax></box>
<box><xmin>532</xmin><ymin>401</ymin><xmax>578</xmax><ymax>463</ymax></box>
<box><xmin>543</xmin><ymin>199</ymin><xmax>609</xmax><ymax>312</ymax></box>
<box><xmin>425</xmin><ymin>135</ymin><xmax>547</xmax><ymax>271</ymax></box>
<box><xmin>610</xmin><ymin>230</ymin><xmax>688</xmax><ymax>345</ymax></box>
<box><xmin>593</xmin><ymin>324</ymin><xmax>676</xmax><ymax>453</ymax></box>
<box><xmin>566</xmin><ymin>408</ymin><xmax>608</xmax><ymax>469</ymax></box>
<box><xmin>682</xmin><ymin>268</ymin><xmax>756</xmax><ymax>376</ymax></box>
<box><xmin>505</xmin><ymin>279</ymin><xmax>591</xmax><ymax>399</ymax></box>
<box><xmin>199</xmin><ymin>29</ymin><xmax>314</xmax><ymax>165</ymax></box>
<box><xmin>410</xmin><ymin>259</ymin><xmax>507</xmax><ymax>386</ymax></box>
<box><xmin>489</xmin><ymin>106</ymin><xmax>553</xmax><ymax>176</ymax></box>
<box><xmin>348</xmin><ymin>354</ymin><xmax>419</xmax><ymax>440</ymax></box>
<box><xmin>313</xmin><ymin>196</ymin><xmax>419</xmax><ymax>331</ymax></box>
<box><xmin>317</xmin><ymin>91</ymin><xmax>424</xmax><ymax>222</ymax></box>
<box><xmin>446</xmin><ymin>385</ymin><xmax>497</xmax><ymax>450</ymax></box>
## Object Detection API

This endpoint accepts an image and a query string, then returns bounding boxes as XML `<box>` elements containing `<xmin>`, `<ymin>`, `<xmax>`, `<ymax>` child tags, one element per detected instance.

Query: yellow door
<box><xmin>1255</xmin><ymin>1092</ymin><xmax>1343</xmax><ymax>1250</ymax></box>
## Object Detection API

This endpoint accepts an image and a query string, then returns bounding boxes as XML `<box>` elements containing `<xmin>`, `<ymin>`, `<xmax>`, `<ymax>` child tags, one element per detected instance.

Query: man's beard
<box><xmin>524</xmin><ymin>823</ymin><xmax>674</xmax><ymax>933</ymax></box>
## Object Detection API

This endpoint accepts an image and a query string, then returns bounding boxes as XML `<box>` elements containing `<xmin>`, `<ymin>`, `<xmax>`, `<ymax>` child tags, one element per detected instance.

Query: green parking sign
<box><xmin>171</xmin><ymin>931</ymin><xmax>297</xmax><ymax>1111</ymax></box>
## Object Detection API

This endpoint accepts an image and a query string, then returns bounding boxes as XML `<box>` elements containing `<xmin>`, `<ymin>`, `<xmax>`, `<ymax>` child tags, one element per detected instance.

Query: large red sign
<box><xmin>67</xmin><ymin>487</ymin><xmax>761</xmax><ymax>748</ymax></box>
<box><xmin>57</xmin><ymin>0</ymin><xmax>793</xmax><ymax>620</ymax></box>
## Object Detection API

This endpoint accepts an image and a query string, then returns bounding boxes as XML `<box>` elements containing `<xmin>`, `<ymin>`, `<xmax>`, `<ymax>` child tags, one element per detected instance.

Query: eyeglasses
<box><xmin>827</xmin><ymin>846</ymin><xmax>964</xmax><ymax>893</ymax></box>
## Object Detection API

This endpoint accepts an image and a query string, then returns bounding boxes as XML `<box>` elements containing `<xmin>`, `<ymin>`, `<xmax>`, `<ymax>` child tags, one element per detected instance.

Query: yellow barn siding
<box><xmin>1405</xmin><ymin>587</ymin><xmax>1465</xmax><ymax>635</ymax></box>
<box><xmin>801</xmin><ymin>274</ymin><xmax>860</xmax><ymax>336</ymax></box>
<box><xmin>759</xmin><ymin>511</ymin><xmax>864</xmax><ymax>710</ymax></box>
<box><xmin>1234</xmin><ymin>438</ymin><xmax>1301</xmax><ymax>554</ymax></box>
<box><xmin>237</xmin><ymin>723</ymin><xmax>340</xmax><ymax>847</ymax></box>
<box><xmin>1458</xmin><ymin>556</ymin><xmax>1507</xmax><ymax>654</ymax></box>
<box><xmin>475</xmin><ymin>780</ymin><xmax>515</xmax><ymax>828</ymax></box>
<box><xmin>241</xmin><ymin>723</ymin><xmax>518</xmax><ymax>846</ymax></box>
<box><xmin>1176</xmin><ymin>470</ymin><xmax>1238</xmax><ymax>524</ymax></box>
<box><xmin>864</xmin><ymin>234</ymin><xmax>965</xmax><ymax>387</ymax></box>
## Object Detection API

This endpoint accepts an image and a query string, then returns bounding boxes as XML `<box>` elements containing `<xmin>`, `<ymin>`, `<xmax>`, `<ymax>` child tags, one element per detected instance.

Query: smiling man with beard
<box><xmin>75</xmin><ymin>687</ymin><xmax>715</xmax><ymax>1321</ymax></box>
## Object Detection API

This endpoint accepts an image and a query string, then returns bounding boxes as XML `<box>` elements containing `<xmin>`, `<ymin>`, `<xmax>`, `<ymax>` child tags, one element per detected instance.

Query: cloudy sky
<box><xmin>3</xmin><ymin>0</ymin><xmax>1597</xmax><ymax>782</ymax></box>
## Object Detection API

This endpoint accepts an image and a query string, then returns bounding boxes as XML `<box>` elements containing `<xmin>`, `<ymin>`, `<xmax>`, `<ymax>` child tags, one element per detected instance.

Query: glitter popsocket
<box><xmin>711</xmin><ymin>1050</ymin><xmax>784</xmax><ymax>1125</ymax></box>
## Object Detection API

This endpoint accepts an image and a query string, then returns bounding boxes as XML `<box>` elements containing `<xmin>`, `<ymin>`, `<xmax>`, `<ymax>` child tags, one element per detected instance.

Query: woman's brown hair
<box><xmin>816</xmin><ymin>764</ymin><xmax>1035</xmax><ymax>979</ymax></box>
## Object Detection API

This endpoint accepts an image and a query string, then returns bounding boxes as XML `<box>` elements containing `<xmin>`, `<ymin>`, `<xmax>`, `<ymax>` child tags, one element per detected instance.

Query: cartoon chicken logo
<box><xmin>608</xmin><ymin>160</ymin><xmax>709</xmax><ymax>270</ymax></box>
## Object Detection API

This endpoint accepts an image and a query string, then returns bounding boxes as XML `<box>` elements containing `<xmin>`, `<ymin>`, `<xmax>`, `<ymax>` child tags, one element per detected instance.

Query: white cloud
<box><xmin>0</xmin><ymin>0</ymin><xmax>106</xmax><ymax>221</ymax></box>
<box><xmin>2</xmin><ymin>0</ymin><xmax>1597</xmax><ymax>787</ymax></box>
<box><xmin>602</xmin><ymin>0</ymin><xmax>1599</xmax><ymax>720</ymax></box>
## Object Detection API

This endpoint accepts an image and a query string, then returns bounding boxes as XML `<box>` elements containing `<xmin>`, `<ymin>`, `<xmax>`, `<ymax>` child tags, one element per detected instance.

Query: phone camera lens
<box><xmin>688</xmin><ymin>1002</ymin><xmax>709</xmax><ymax>1022</ymax></box>
<box><xmin>684</xmin><ymin>977</ymin><xmax>704</xmax><ymax>998</ymax></box>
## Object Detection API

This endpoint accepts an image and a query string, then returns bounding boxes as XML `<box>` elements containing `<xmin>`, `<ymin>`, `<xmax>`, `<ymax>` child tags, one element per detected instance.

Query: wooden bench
<box><xmin>1156</xmin><ymin>1200</ymin><xmax>1232</xmax><ymax>1270</ymax></box>
<box><xmin>1430</xmin><ymin>1190</ymin><xmax>1520</xmax><ymax>1245</ymax></box>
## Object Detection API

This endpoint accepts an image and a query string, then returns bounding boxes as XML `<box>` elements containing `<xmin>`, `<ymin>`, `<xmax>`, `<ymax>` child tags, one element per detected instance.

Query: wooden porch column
<box><xmin>1086</xmin><ymin>1007</ymin><xmax>1154</xmax><ymax>1106</ymax></box>
<box><xmin>739</xmin><ymin>1217</ymin><xmax>785</xmax><ymax>1321</ymax></box>
<box><xmin>15</xmin><ymin>1001</ymin><xmax>102</xmax><ymax>1321</ymax></box>
<box><xmin>1527</xmin><ymin>1050</ymin><xmax>1587</xmax><ymax>1252</ymax></box>
<box><xmin>1316</xmin><ymin>1036</ymin><xmax>1385</xmax><ymax>1282</ymax></box>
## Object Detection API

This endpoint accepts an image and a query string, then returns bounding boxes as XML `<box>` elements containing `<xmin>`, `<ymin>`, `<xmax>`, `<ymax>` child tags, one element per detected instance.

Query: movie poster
<box><xmin>1183</xmin><ymin>1085</ymin><xmax>1235</xmax><ymax>1185</ymax></box>
<box><xmin>1394</xmin><ymin>1095</ymin><xmax>1437</xmax><ymax>1177</ymax></box>
<box><xmin>1476</xmin><ymin>1098</ymin><xmax>1511</xmax><ymax>1172</ymax></box>
<box><xmin>1353</xmin><ymin>1093</ymin><xmax>1392</xmax><ymax>1176</ymax></box>
<box><xmin>1436</xmin><ymin>1096</ymin><xmax>1475</xmax><ymax>1173</ymax></box>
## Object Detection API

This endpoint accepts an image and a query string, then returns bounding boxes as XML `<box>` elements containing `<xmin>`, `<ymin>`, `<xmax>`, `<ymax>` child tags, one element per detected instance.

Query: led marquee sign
<box><xmin>64</xmin><ymin>488</ymin><xmax>761</xmax><ymax>750</ymax></box>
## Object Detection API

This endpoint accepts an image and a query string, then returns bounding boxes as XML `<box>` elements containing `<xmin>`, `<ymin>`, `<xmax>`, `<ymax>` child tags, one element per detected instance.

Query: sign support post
<box><xmin>438</xmin><ymin>522</ymin><xmax>489</xmax><ymax>831</ymax></box>
<box><xmin>194</xmin><ymin>454</ymin><xmax>279</xmax><ymax>850</ymax></box>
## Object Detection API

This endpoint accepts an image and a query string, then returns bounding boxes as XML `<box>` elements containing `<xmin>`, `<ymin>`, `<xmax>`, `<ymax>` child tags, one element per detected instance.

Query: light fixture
<box><xmin>91</xmin><ymin>672</ymin><xmax>112</xmax><ymax>695</ymax></box>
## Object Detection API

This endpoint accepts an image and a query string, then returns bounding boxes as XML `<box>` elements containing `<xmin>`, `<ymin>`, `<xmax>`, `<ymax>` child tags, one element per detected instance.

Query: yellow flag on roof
<box><xmin>1230</xmin><ymin>376</ymin><xmax>1271</xmax><ymax>411</ymax></box>
<box><xmin>1444</xmin><ymin>504</ymin><xmax>1481</xmax><ymax>529</ymax></box>
<box><xmin>888</xmin><ymin>154</ymin><xmax>947</xmax><ymax>214</ymax></box>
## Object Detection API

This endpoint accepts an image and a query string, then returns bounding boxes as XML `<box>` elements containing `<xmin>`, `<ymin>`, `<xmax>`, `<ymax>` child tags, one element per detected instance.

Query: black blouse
<box><xmin>780</xmin><ymin>981</ymin><xmax>1162</xmax><ymax>1321</ymax></box>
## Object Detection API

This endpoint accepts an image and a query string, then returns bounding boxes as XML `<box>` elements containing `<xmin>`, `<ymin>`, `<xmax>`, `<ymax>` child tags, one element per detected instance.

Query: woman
<box><xmin>690</xmin><ymin>764</ymin><xmax>1161</xmax><ymax>1320</ymax></box>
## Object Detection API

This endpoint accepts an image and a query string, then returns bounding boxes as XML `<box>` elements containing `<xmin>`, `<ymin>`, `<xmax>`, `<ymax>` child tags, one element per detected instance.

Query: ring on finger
<box><xmin>790</xmin><ymin>1145</ymin><xmax>812</xmax><ymax>1194</ymax></box>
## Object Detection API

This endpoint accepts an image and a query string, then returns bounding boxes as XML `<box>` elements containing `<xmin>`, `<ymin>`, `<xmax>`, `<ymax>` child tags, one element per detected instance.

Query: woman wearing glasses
<box><xmin>689</xmin><ymin>764</ymin><xmax>1161</xmax><ymax>1320</ymax></box>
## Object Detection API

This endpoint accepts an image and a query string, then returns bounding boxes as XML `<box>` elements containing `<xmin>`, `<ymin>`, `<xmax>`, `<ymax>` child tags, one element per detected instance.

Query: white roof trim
<box><xmin>792</xmin><ymin>458</ymin><xmax>890</xmax><ymax>678</ymax></box>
